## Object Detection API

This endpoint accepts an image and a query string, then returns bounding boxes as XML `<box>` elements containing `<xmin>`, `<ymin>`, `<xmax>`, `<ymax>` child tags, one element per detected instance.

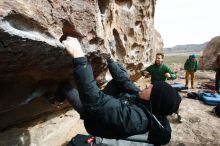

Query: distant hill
<box><xmin>163</xmin><ymin>42</ymin><xmax>208</xmax><ymax>54</ymax></box>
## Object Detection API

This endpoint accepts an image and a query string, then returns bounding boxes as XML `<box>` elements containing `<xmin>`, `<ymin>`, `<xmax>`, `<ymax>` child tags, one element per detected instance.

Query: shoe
<box><xmin>177</xmin><ymin>114</ymin><xmax>183</xmax><ymax>123</ymax></box>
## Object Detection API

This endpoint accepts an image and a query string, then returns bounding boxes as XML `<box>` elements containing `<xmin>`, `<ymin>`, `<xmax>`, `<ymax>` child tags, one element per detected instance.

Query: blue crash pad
<box><xmin>201</xmin><ymin>92</ymin><xmax>220</xmax><ymax>106</ymax></box>
<box><xmin>171</xmin><ymin>83</ymin><xmax>188</xmax><ymax>91</ymax></box>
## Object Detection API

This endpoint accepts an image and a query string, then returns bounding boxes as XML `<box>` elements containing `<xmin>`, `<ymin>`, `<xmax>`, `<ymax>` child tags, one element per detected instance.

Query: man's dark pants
<box><xmin>215</xmin><ymin>69</ymin><xmax>220</xmax><ymax>92</ymax></box>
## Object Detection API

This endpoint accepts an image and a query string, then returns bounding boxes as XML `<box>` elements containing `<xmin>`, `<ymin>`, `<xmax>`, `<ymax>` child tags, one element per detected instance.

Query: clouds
<box><xmin>155</xmin><ymin>0</ymin><xmax>220</xmax><ymax>47</ymax></box>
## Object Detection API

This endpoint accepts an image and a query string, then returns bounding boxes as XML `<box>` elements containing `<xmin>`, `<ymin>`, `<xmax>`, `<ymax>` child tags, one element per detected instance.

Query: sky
<box><xmin>154</xmin><ymin>0</ymin><xmax>220</xmax><ymax>48</ymax></box>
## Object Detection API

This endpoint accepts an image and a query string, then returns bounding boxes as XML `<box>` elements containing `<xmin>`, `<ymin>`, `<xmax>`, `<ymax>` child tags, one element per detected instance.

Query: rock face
<box><xmin>0</xmin><ymin>0</ymin><xmax>162</xmax><ymax>130</ymax></box>
<box><xmin>200</xmin><ymin>36</ymin><xmax>220</xmax><ymax>70</ymax></box>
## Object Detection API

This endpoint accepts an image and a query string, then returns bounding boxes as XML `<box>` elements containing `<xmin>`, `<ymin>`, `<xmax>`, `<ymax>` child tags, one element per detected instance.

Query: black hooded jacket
<box><xmin>73</xmin><ymin>57</ymin><xmax>181</xmax><ymax>143</ymax></box>
<box><xmin>73</xmin><ymin>57</ymin><xmax>150</xmax><ymax>138</ymax></box>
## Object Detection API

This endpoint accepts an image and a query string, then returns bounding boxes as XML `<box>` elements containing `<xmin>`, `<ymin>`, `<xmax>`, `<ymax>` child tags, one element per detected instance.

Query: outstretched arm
<box><xmin>107</xmin><ymin>60</ymin><xmax>140</xmax><ymax>94</ymax></box>
<box><xmin>62</xmin><ymin>37</ymin><xmax>100</xmax><ymax>106</ymax></box>
<box><xmin>184</xmin><ymin>60</ymin><xmax>189</xmax><ymax>70</ymax></box>
<box><xmin>165</xmin><ymin>65</ymin><xmax>176</xmax><ymax>80</ymax></box>
<box><xmin>194</xmin><ymin>61</ymin><xmax>198</xmax><ymax>72</ymax></box>
<box><xmin>142</xmin><ymin>65</ymin><xmax>152</xmax><ymax>78</ymax></box>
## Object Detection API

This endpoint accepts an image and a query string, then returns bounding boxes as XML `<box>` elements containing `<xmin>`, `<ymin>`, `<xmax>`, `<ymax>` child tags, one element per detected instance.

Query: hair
<box><xmin>156</xmin><ymin>53</ymin><xmax>164</xmax><ymax>59</ymax></box>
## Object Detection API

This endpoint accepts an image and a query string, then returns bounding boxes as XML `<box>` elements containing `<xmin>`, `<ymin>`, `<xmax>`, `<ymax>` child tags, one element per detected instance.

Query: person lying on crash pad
<box><xmin>57</xmin><ymin>36</ymin><xmax>181</xmax><ymax>145</ymax></box>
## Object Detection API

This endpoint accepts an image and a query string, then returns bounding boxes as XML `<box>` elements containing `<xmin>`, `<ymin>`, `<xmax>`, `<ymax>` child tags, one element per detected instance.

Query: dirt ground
<box><xmin>60</xmin><ymin>63</ymin><xmax>219</xmax><ymax>146</ymax></box>
<box><xmin>136</xmin><ymin>67</ymin><xmax>220</xmax><ymax>146</ymax></box>
<box><xmin>0</xmin><ymin>65</ymin><xmax>219</xmax><ymax>146</ymax></box>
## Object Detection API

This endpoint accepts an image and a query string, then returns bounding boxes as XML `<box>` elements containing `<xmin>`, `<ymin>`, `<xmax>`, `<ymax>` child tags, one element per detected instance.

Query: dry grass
<box><xmin>164</xmin><ymin>53</ymin><xmax>202</xmax><ymax>65</ymax></box>
<box><xmin>164</xmin><ymin>55</ymin><xmax>188</xmax><ymax>64</ymax></box>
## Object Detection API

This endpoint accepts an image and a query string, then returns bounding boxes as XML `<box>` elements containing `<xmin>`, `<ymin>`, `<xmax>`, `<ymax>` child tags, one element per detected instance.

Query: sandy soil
<box><xmin>0</xmin><ymin>67</ymin><xmax>219</xmax><ymax>146</ymax></box>
<box><xmin>136</xmin><ymin>68</ymin><xmax>220</xmax><ymax>146</ymax></box>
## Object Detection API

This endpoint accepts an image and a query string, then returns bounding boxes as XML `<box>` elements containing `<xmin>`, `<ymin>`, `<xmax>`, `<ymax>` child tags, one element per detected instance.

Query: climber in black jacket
<box><xmin>57</xmin><ymin>36</ymin><xmax>181</xmax><ymax>145</ymax></box>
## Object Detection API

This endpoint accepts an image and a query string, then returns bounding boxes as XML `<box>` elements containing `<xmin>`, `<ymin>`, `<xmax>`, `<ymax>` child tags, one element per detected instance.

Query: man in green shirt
<box><xmin>142</xmin><ymin>53</ymin><xmax>180</xmax><ymax>122</ymax></box>
<box><xmin>142</xmin><ymin>53</ymin><xmax>177</xmax><ymax>84</ymax></box>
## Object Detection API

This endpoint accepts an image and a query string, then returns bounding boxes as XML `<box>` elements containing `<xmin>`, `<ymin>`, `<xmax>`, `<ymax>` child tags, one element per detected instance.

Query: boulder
<box><xmin>0</xmin><ymin>0</ymin><xmax>162</xmax><ymax>130</ymax></box>
<box><xmin>200</xmin><ymin>36</ymin><xmax>220</xmax><ymax>70</ymax></box>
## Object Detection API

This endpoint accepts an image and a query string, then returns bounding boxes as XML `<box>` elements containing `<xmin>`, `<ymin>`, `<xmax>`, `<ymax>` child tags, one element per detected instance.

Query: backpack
<box><xmin>187</xmin><ymin>92</ymin><xmax>200</xmax><ymax>100</ymax></box>
<box><xmin>67</xmin><ymin>134</ymin><xmax>95</xmax><ymax>146</ymax></box>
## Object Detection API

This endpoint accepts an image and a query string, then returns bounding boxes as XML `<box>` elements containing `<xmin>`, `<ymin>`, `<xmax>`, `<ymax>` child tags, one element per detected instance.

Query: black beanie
<box><xmin>150</xmin><ymin>81</ymin><xmax>181</xmax><ymax>116</ymax></box>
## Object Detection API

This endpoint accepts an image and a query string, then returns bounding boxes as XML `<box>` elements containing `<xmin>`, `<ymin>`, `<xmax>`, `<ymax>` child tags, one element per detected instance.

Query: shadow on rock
<box><xmin>0</xmin><ymin>128</ymin><xmax>30</xmax><ymax>146</ymax></box>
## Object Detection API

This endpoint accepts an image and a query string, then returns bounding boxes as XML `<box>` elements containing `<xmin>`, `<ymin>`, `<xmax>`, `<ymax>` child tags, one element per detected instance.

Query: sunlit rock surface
<box><xmin>0</xmin><ymin>0</ymin><xmax>162</xmax><ymax>141</ymax></box>
<box><xmin>200</xmin><ymin>36</ymin><xmax>220</xmax><ymax>69</ymax></box>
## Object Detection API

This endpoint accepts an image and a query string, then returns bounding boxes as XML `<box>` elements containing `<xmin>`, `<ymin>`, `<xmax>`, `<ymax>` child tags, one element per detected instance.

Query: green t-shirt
<box><xmin>145</xmin><ymin>63</ymin><xmax>176</xmax><ymax>84</ymax></box>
